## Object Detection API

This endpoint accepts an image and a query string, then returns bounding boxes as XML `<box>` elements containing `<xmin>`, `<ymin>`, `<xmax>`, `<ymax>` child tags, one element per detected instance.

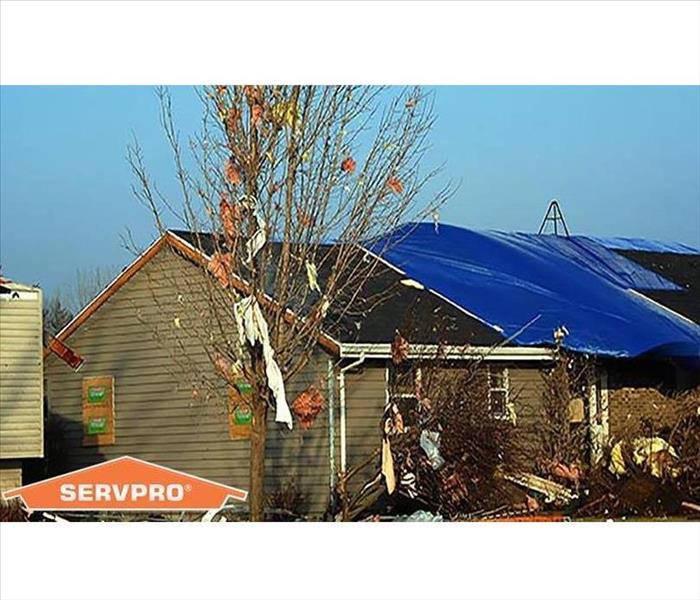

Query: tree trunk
<box><xmin>249</xmin><ymin>394</ymin><xmax>268</xmax><ymax>521</ymax></box>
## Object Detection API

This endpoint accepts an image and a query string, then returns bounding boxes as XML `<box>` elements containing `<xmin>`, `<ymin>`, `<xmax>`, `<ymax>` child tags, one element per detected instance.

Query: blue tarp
<box><xmin>577</xmin><ymin>235</ymin><xmax>699</xmax><ymax>255</ymax></box>
<box><xmin>367</xmin><ymin>223</ymin><xmax>700</xmax><ymax>359</ymax></box>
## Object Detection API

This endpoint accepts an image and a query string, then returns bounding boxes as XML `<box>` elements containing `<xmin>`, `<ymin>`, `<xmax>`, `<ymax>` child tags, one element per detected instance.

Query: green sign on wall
<box><xmin>87</xmin><ymin>417</ymin><xmax>107</xmax><ymax>435</ymax></box>
<box><xmin>87</xmin><ymin>386</ymin><xmax>107</xmax><ymax>403</ymax></box>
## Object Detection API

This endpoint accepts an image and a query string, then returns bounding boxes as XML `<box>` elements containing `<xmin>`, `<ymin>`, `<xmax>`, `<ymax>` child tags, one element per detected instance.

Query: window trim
<box><xmin>487</xmin><ymin>365</ymin><xmax>512</xmax><ymax>421</ymax></box>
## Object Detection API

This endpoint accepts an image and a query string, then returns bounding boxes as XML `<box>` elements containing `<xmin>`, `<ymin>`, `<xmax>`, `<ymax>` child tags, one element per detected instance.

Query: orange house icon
<box><xmin>3</xmin><ymin>456</ymin><xmax>248</xmax><ymax>512</ymax></box>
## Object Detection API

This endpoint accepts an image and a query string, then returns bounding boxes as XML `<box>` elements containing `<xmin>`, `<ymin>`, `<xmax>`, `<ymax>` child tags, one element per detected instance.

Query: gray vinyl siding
<box><xmin>344</xmin><ymin>363</ymin><xmax>386</xmax><ymax>493</ymax></box>
<box><xmin>265</xmin><ymin>352</ymin><xmax>332</xmax><ymax>516</ymax></box>
<box><xmin>45</xmin><ymin>246</ymin><xmax>333</xmax><ymax>517</ymax></box>
<box><xmin>508</xmin><ymin>366</ymin><xmax>548</xmax><ymax>457</ymax></box>
<box><xmin>0</xmin><ymin>286</ymin><xmax>44</xmax><ymax>459</ymax></box>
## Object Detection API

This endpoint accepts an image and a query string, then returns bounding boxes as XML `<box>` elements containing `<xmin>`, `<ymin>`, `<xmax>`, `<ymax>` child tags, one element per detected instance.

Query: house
<box><xmin>43</xmin><ymin>224</ymin><xmax>700</xmax><ymax>517</ymax></box>
<box><xmin>0</xmin><ymin>279</ymin><xmax>44</xmax><ymax>495</ymax></box>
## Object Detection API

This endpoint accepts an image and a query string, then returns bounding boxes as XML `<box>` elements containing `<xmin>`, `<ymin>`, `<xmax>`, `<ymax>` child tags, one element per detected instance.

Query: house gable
<box><xmin>44</xmin><ymin>244</ymin><xmax>335</xmax><ymax>516</ymax></box>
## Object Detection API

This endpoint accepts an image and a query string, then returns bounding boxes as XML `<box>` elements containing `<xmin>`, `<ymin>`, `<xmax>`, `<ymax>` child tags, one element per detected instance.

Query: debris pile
<box><xmin>573</xmin><ymin>397</ymin><xmax>700</xmax><ymax>520</ymax></box>
<box><xmin>339</xmin><ymin>356</ymin><xmax>532</xmax><ymax>520</ymax></box>
<box><xmin>339</xmin><ymin>344</ymin><xmax>699</xmax><ymax>522</ymax></box>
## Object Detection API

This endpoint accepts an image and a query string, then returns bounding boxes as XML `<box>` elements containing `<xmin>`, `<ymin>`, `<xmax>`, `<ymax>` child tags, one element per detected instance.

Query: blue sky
<box><xmin>1</xmin><ymin>86</ymin><xmax>699</xmax><ymax>296</ymax></box>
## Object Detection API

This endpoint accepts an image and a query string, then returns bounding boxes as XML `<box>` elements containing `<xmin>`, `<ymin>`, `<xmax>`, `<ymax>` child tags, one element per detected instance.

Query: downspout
<box><xmin>338</xmin><ymin>354</ymin><xmax>366</xmax><ymax>475</ymax></box>
<box><xmin>327</xmin><ymin>358</ymin><xmax>336</xmax><ymax>496</ymax></box>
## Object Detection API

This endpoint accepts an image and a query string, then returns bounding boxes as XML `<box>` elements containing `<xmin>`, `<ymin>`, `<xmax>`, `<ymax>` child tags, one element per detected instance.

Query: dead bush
<box><xmin>266</xmin><ymin>480</ymin><xmax>306</xmax><ymax>520</ymax></box>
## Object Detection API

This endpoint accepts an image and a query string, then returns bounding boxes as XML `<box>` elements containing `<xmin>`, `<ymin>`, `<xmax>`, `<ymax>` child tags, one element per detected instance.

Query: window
<box><xmin>487</xmin><ymin>366</ymin><xmax>511</xmax><ymax>421</ymax></box>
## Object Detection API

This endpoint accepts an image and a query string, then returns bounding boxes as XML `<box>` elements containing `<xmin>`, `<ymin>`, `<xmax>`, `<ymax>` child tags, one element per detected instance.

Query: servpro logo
<box><xmin>3</xmin><ymin>456</ymin><xmax>247</xmax><ymax>512</ymax></box>
<box><xmin>59</xmin><ymin>483</ymin><xmax>187</xmax><ymax>503</ymax></box>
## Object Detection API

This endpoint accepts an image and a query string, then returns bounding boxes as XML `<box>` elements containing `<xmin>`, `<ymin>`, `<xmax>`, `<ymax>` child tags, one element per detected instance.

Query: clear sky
<box><xmin>1</xmin><ymin>86</ymin><xmax>699</xmax><ymax>296</ymax></box>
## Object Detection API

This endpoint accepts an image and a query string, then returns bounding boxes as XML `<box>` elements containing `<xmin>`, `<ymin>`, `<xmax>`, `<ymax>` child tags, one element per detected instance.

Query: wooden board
<box><xmin>82</xmin><ymin>376</ymin><xmax>115</xmax><ymax>446</ymax></box>
<box><xmin>227</xmin><ymin>385</ymin><xmax>252</xmax><ymax>440</ymax></box>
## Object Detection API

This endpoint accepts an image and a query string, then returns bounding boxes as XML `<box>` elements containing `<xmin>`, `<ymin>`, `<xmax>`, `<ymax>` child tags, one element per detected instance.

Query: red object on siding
<box><xmin>48</xmin><ymin>337</ymin><xmax>84</xmax><ymax>371</ymax></box>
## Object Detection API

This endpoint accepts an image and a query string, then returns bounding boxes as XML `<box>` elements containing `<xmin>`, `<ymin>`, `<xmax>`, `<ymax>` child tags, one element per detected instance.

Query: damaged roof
<box><xmin>170</xmin><ymin>230</ymin><xmax>504</xmax><ymax>347</ymax></box>
<box><xmin>611</xmin><ymin>250</ymin><xmax>700</xmax><ymax>325</ymax></box>
<box><xmin>368</xmin><ymin>223</ymin><xmax>700</xmax><ymax>359</ymax></box>
<box><xmin>575</xmin><ymin>235</ymin><xmax>700</xmax><ymax>323</ymax></box>
<box><xmin>50</xmin><ymin>227</ymin><xmax>699</xmax><ymax>361</ymax></box>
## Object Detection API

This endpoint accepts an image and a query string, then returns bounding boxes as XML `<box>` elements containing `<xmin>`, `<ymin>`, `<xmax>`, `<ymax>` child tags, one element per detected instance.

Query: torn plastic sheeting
<box><xmin>367</xmin><ymin>223</ymin><xmax>700</xmax><ymax>359</ymax></box>
<box><xmin>305</xmin><ymin>261</ymin><xmax>320</xmax><ymax>293</ymax></box>
<box><xmin>420</xmin><ymin>430</ymin><xmax>445</xmax><ymax>470</ymax></box>
<box><xmin>246</xmin><ymin>211</ymin><xmax>267</xmax><ymax>265</ymax></box>
<box><xmin>233</xmin><ymin>296</ymin><xmax>293</xmax><ymax>429</ymax></box>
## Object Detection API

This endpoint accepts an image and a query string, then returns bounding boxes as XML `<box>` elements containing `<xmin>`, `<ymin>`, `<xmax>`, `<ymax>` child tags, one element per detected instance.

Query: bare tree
<box><xmin>43</xmin><ymin>293</ymin><xmax>73</xmax><ymax>336</ymax></box>
<box><xmin>43</xmin><ymin>266</ymin><xmax>118</xmax><ymax>338</ymax></box>
<box><xmin>64</xmin><ymin>266</ymin><xmax>118</xmax><ymax>314</ymax></box>
<box><xmin>128</xmin><ymin>85</ymin><xmax>452</xmax><ymax>520</ymax></box>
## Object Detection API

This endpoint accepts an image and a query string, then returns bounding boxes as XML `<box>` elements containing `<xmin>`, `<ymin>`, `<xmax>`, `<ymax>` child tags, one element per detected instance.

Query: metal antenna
<box><xmin>537</xmin><ymin>199</ymin><xmax>570</xmax><ymax>236</ymax></box>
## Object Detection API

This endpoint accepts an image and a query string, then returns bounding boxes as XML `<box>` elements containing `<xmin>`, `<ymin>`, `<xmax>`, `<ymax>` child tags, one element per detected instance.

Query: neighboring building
<box><xmin>43</xmin><ymin>225</ymin><xmax>700</xmax><ymax>517</ymax></box>
<box><xmin>0</xmin><ymin>279</ymin><xmax>44</xmax><ymax>495</ymax></box>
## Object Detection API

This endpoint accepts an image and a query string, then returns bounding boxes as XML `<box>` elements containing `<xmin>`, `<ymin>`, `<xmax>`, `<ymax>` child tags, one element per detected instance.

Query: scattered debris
<box><xmin>381</xmin><ymin>437</ymin><xmax>396</xmax><ymax>494</ymax></box>
<box><xmin>224</xmin><ymin>157</ymin><xmax>242</xmax><ymax>185</ymax></box>
<box><xmin>391</xmin><ymin>330</ymin><xmax>409</xmax><ymax>365</ymax></box>
<box><xmin>219</xmin><ymin>194</ymin><xmax>243</xmax><ymax>240</ymax></box>
<box><xmin>208</xmin><ymin>252</ymin><xmax>233</xmax><ymax>288</ymax></box>
<box><xmin>502</xmin><ymin>472</ymin><xmax>578</xmax><ymax>505</ymax></box>
<box><xmin>245</xmin><ymin>211</ymin><xmax>267</xmax><ymax>265</ymax></box>
<box><xmin>609</xmin><ymin>437</ymin><xmax>681</xmax><ymax>479</ymax></box>
<box><xmin>419</xmin><ymin>430</ymin><xmax>445</xmax><ymax>470</ymax></box>
<box><xmin>47</xmin><ymin>336</ymin><xmax>85</xmax><ymax>370</ymax></box>
<box><xmin>394</xmin><ymin>510</ymin><xmax>443</xmax><ymax>522</ymax></box>
<box><xmin>400</xmin><ymin>278</ymin><xmax>424</xmax><ymax>290</ymax></box>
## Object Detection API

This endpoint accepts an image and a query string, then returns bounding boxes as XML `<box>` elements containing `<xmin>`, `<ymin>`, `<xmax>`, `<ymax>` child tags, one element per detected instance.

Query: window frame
<box><xmin>487</xmin><ymin>365</ymin><xmax>511</xmax><ymax>421</ymax></box>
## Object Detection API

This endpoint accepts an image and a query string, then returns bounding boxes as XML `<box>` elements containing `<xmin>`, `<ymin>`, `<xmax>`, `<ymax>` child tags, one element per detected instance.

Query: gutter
<box><xmin>339</xmin><ymin>343</ymin><xmax>554</xmax><ymax>362</ymax></box>
<box><xmin>338</xmin><ymin>353</ymin><xmax>366</xmax><ymax>475</ymax></box>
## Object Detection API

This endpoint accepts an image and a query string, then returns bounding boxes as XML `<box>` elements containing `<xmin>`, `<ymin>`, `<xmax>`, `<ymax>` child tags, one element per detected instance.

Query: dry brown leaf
<box><xmin>225</xmin><ymin>107</ymin><xmax>240</xmax><ymax>134</ymax></box>
<box><xmin>292</xmin><ymin>386</ymin><xmax>325</xmax><ymax>430</ymax></box>
<box><xmin>219</xmin><ymin>195</ymin><xmax>242</xmax><ymax>240</ymax></box>
<box><xmin>341</xmin><ymin>156</ymin><xmax>356</xmax><ymax>174</ymax></box>
<box><xmin>225</xmin><ymin>158</ymin><xmax>242</xmax><ymax>185</ymax></box>
<box><xmin>387</xmin><ymin>177</ymin><xmax>403</xmax><ymax>195</ymax></box>
<box><xmin>251</xmin><ymin>104</ymin><xmax>263</xmax><ymax>125</ymax></box>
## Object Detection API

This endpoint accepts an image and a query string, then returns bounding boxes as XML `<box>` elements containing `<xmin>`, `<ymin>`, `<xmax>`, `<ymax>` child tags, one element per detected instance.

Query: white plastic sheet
<box><xmin>233</xmin><ymin>295</ymin><xmax>293</xmax><ymax>429</ymax></box>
